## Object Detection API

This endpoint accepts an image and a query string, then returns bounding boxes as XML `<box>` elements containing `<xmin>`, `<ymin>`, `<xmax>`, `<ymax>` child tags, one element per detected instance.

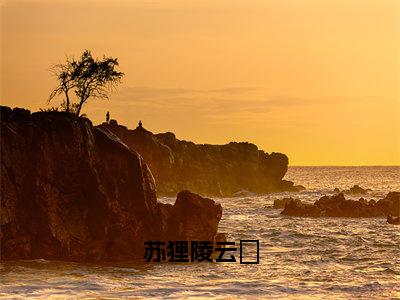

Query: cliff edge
<box><xmin>99</xmin><ymin>120</ymin><xmax>298</xmax><ymax>196</ymax></box>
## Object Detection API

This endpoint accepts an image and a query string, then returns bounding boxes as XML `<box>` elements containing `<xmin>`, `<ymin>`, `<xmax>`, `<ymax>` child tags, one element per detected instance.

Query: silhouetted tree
<box><xmin>48</xmin><ymin>50</ymin><xmax>124</xmax><ymax>115</ymax></box>
<box><xmin>48</xmin><ymin>61</ymin><xmax>77</xmax><ymax>113</ymax></box>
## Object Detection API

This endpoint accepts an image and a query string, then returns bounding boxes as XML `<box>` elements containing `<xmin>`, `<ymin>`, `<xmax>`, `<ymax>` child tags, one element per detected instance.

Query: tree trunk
<box><xmin>65</xmin><ymin>92</ymin><xmax>70</xmax><ymax>113</ymax></box>
<box><xmin>76</xmin><ymin>97</ymin><xmax>86</xmax><ymax>116</ymax></box>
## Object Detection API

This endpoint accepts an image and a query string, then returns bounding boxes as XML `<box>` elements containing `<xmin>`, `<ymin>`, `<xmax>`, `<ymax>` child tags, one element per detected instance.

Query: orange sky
<box><xmin>1</xmin><ymin>0</ymin><xmax>399</xmax><ymax>165</ymax></box>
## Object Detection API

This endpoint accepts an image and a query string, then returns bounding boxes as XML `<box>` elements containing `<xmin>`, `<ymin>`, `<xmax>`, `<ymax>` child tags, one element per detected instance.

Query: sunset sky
<box><xmin>1</xmin><ymin>0</ymin><xmax>399</xmax><ymax>166</ymax></box>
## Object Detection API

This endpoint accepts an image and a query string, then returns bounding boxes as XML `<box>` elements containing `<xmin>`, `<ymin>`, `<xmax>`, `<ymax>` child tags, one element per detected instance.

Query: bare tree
<box><xmin>48</xmin><ymin>62</ymin><xmax>77</xmax><ymax>113</ymax></box>
<box><xmin>48</xmin><ymin>50</ymin><xmax>124</xmax><ymax>115</ymax></box>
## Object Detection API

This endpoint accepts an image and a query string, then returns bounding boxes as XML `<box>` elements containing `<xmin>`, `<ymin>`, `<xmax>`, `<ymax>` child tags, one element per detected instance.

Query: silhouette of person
<box><xmin>106</xmin><ymin>111</ymin><xmax>110</xmax><ymax>123</ymax></box>
<box><xmin>139</xmin><ymin>120</ymin><xmax>143</xmax><ymax>128</ymax></box>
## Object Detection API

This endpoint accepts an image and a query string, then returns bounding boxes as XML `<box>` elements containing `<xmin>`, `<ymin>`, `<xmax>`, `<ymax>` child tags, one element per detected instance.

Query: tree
<box><xmin>48</xmin><ymin>50</ymin><xmax>124</xmax><ymax>115</ymax></box>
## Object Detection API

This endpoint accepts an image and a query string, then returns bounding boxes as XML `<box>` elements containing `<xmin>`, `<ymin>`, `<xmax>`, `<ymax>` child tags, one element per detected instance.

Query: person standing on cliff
<box><xmin>138</xmin><ymin>120</ymin><xmax>143</xmax><ymax>128</ymax></box>
<box><xmin>106</xmin><ymin>111</ymin><xmax>110</xmax><ymax>123</ymax></box>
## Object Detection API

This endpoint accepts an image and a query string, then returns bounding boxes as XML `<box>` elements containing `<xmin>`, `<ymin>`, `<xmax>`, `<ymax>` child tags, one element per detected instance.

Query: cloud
<box><xmin>107</xmin><ymin>86</ymin><xmax>313</xmax><ymax>111</ymax></box>
<box><xmin>91</xmin><ymin>85</ymin><xmax>390</xmax><ymax>128</ymax></box>
<box><xmin>116</xmin><ymin>86</ymin><xmax>257</xmax><ymax>99</ymax></box>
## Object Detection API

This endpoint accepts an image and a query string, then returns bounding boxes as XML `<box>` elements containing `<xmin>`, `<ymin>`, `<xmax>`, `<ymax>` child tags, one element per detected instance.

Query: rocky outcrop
<box><xmin>273</xmin><ymin>197</ymin><xmax>301</xmax><ymax>209</ymax></box>
<box><xmin>159</xmin><ymin>190</ymin><xmax>222</xmax><ymax>241</ymax></box>
<box><xmin>293</xmin><ymin>185</ymin><xmax>306</xmax><ymax>191</ymax></box>
<box><xmin>333</xmin><ymin>185</ymin><xmax>371</xmax><ymax>195</ymax></box>
<box><xmin>0</xmin><ymin>106</ymin><xmax>222</xmax><ymax>262</ymax></box>
<box><xmin>281</xmin><ymin>201</ymin><xmax>322</xmax><ymax>217</ymax></box>
<box><xmin>98</xmin><ymin>120</ymin><xmax>297</xmax><ymax>196</ymax></box>
<box><xmin>281</xmin><ymin>192</ymin><xmax>400</xmax><ymax>218</ymax></box>
<box><xmin>345</xmin><ymin>185</ymin><xmax>369</xmax><ymax>194</ymax></box>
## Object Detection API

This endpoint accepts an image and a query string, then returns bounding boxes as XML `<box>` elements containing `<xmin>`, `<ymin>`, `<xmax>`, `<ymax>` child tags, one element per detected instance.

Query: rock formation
<box><xmin>333</xmin><ymin>185</ymin><xmax>370</xmax><ymax>195</ymax></box>
<box><xmin>159</xmin><ymin>190</ymin><xmax>222</xmax><ymax>241</ymax></box>
<box><xmin>98</xmin><ymin>120</ymin><xmax>298</xmax><ymax>196</ymax></box>
<box><xmin>281</xmin><ymin>192</ymin><xmax>400</xmax><ymax>218</ymax></box>
<box><xmin>0</xmin><ymin>106</ymin><xmax>222</xmax><ymax>262</ymax></box>
<box><xmin>387</xmin><ymin>215</ymin><xmax>400</xmax><ymax>225</ymax></box>
<box><xmin>273</xmin><ymin>197</ymin><xmax>301</xmax><ymax>209</ymax></box>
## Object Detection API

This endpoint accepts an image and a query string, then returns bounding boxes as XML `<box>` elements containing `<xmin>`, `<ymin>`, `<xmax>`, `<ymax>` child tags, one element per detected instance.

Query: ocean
<box><xmin>1</xmin><ymin>166</ymin><xmax>399</xmax><ymax>299</ymax></box>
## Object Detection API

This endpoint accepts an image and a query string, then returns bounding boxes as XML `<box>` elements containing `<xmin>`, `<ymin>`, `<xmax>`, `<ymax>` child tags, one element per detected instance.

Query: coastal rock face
<box><xmin>98</xmin><ymin>121</ymin><xmax>297</xmax><ymax>196</ymax></box>
<box><xmin>281</xmin><ymin>192</ymin><xmax>400</xmax><ymax>218</ymax></box>
<box><xmin>0</xmin><ymin>106</ymin><xmax>222</xmax><ymax>261</ymax></box>
<box><xmin>159</xmin><ymin>190</ymin><xmax>222</xmax><ymax>241</ymax></box>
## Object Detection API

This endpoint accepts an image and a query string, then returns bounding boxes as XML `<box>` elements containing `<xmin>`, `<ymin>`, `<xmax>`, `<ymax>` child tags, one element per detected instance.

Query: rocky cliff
<box><xmin>98</xmin><ymin>120</ymin><xmax>298</xmax><ymax>196</ymax></box>
<box><xmin>0</xmin><ymin>106</ymin><xmax>222</xmax><ymax>261</ymax></box>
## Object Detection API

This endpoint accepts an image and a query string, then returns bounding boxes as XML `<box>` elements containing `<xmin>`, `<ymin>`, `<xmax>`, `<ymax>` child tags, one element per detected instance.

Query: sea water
<box><xmin>1</xmin><ymin>166</ymin><xmax>399</xmax><ymax>299</ymax></box>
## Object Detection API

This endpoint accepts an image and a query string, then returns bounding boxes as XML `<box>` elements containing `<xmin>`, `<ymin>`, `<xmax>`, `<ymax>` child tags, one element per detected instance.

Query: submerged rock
<box><xmin>333</xmin><ymin>185</ymin><xmax>371</xmax><ymax>195</ymax></box>
<box><xmin>0</xmin><ymin>106</ymin><xmax>223</xmax><ymax>262</ymax></box>
<box><xmin>343</xmin><ymin>185</ymin><xmax>370</xmax><ymax>195</ymax></box>
<box><xmin>281</xmin><ymin>192</ymin><xmax>400</xmax><ymax>218</ymax></box>
<box><xmin>273</xmin><ymin>197</ymin><xmax>301</xmax><ymax>209</ymax></box>
<box><xmin>232</xmin><ymin>190</ymin><xmax>256</xmax><ymax>197</ymax></box>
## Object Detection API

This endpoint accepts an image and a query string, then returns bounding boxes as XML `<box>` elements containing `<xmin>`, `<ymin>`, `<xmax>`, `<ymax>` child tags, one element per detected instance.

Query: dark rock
<box><xmin>343</xmin><ymin>185</ymin><xmax>370</xmax><ymax>195</ymax></box>
<box><xmin>109</xmin><ymin>119</ymin><xmax>118</xmax><ymax>126</ymax></box>
<box><xmin>293</xmin><ymin>185</ymin><xmax>306</xmax><ymax>191</ymax></box>
<box><xmin>281</xmin><ymin>192</ymin><xmax>400</xmax><ymax>218</ymax></box>
<box><xmin>1</xmin><ymin>106</ymin><xmax>223</xmax><ymax>261</ymax></box>
<box><xmin>160</xmin><ymin>190</ymin><xmax>222</xmax><ymax>241</ymax></box>
<box><xmin>358</xmin><ymin>197</ymin><xmax>368</xmax><ymax>205</ymax></box>
<box><xmin>333</xmin><ymin>188</ymin><xmax>340</xmax><ymax>194</ymax></box>
<box><xmin>387</xmin><ymin>215</ymin><xmax>400</xmax><ymax>225</ymax></box>
<box><xmin>375</xmin><ymin>192</ymin><xmax>400</xmax><ymax>217</ymax></box>
<box><xmin>214</xmin><ymin>232</ymin><xmax>227</xmax><ymax>243</ymax></box>
<box><xmin>281</xmin><ymin>200</ymin><xmax>322</xmax><ymax>217</ymax></box>
<box><xmin>273</xmin><ymin>197</ymin><xmax>301</xmax><ymax>209</ymax></box>
<box><xmin>0</xmin><ymin>105</ymin><xmax>12</xmax><ymax>120</ymax></box>
<box><xmin>98</xmin><ymin>122</ymin><xmax>295</xmax><ymax>196</ymax></box>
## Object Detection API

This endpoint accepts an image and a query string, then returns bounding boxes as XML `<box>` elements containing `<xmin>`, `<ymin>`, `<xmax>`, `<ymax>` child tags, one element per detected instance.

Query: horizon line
<box><xmin>289</xmin><ymin>165</ymin><xmax>400</xmax><ymax>167</ymax></box>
